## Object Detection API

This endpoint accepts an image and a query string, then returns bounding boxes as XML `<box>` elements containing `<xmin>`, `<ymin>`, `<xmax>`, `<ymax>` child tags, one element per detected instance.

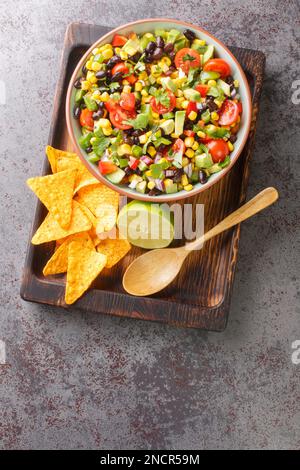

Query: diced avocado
<box><xmin>87</xmin><ymin>152</ymin><xmax>100</xmax><ymax>163</ymax></box>
<box><xmin>140</xmin><ymin>103</ymin><xmax>153</xmax><ymax>125</ymax></box>
<box><xmin>190</xmin><ymin>170</ymin><xmax>199</xmax><ymax>182</ymax></box>
<box><xmin>201</xmin><ymin>109</ymin><xmax>211</xmax><ymax>123</ymax></box>
<box><xmin>140</xmin><ymin>33</ymin><xmax>156</xmax><ymax>50</ymax></box>
<box><xmin>83</xmin><ymin>95</ymin><xmax>98</xmax><ymax>111</ymax></box>
<box><xmin>174</xmin><ymin>37</ymin><xmax>188</xmax><ymax>51</ymax></box>
<box><xmin>75</xmin><ymin>89</ymin><xmax>86</xmax><ymax>103</ymax></box>
<box><xmin>166</xmin><ymin>29</ymin><xmax>180</xmax><ymax>44</ymax></box>
<box><xmin>203</xmin><ymin>44</ymin><xmax>214</xmax><ymax>63</ymax></box>
<box><xmin>208</xmin><ymin>163</ymin><xmax>222</xmax><ymax>174</ymax></box>
<box><xmin>118</xmin><ymin>158</ymin><xmax>129</xmax><ymax>168</ymax></box>
<box><xmin>161</xmin><ymin>76</ymin><xmax>177</xmax><ymax>93</ymax></box>
<box><xmin>136</xmin><ymin>181</ymin><xmax>147</xmax><ymax>194</ymax></box>
<box><xmin>200</xmin><ymin>70</ymin><xmax>221</xmax><ymax>83</ymax></box>
<box><xmin>165</xmin><ymin>181</ymin><xmax>178</xmax><ymax>194</ymax></box>
<box><xmin>191</xmin><ymin>44</ymin><xmax>207</xmax><ymax>54</ymax></box>
<box><xmin>132</xmin><ymin>145</ymin><xmax>143</xmax><ymax>158</ymax></box>
<box><xmin>183</xmin><ymin>88</ymin><xmax>201</xmax><ymax>102</ymax></box>
<box><xmin>217</xmin><ymin>79</ymin><xmax>231</xmax><ymax>96</ymax></box>
<box><xmin>79</xmin><ymin>132</ymin><xmax>93</xmax><ymax>150</ymax></box>
<box><xmin>159</xmin><ymin>119</ymin><xmax>175</xmax><ymax>135</ymax></box>
<box><xmin>154</xmin><ymin>29</ymin><xmax>168</xmax><ymax>40</ymax></box>
<box><xmin>195</xmin><ymin>152</ymin><xmax>214</xmax><ymax>169</ymax></box>
<box><xmin>106</xmin><ymin>168</ymin><xmax>126</xmax><ymax>184</ymax></box>
<box><xmin>122</xmin><ymin>38</ymin><xmax>140</xmax><ymax>56</ymax></box>
<box><xmin>163</xmin><ymin>112</ymin><xmax>175</xmax><ymax>119</ymax></box>
<box><xmin>174</xmin><ymin>111</ymin><xmax>186</xmax><ymax>136</ymax></box>
<box><xmin>138</xmin><ymin>161</ymin><xmax>148</xmax><ymax>172</ymax></box>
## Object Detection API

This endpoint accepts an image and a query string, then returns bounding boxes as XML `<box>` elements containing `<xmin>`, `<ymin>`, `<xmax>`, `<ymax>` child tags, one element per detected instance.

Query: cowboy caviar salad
<box><xmin>73</xmin><ymin>28</ymin><xmax>243</xmax><ymax>195</ymax></box>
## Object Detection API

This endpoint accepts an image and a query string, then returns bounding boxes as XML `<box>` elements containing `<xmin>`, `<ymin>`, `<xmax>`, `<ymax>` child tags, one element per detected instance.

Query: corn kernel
<box><xmin>181</xmin><ymin>174</ymin><xmax>189</xmax><ymax>186</ymax></box>
<box><xmin>185</xmin><ymin>149</ymin><xmax>195</xmax><ymax>158</ymax></box>
<box><xmin>145</xmin><ymin>170</ymin><xmax>152</xmax><ymax>177</ymax></box>
<box><xmin>120</xmin><ymin>50</ymin><xmax>128</xmax><ymax>60</ymax></box>
<box><xmin>192</xmin><ymin>141</ymin><xmax>199</xmax><ymax>151</ymax></box>
<box><xmin>156</xmin><ymin>76</ymin><xmax>162</xmax><ymax>84</ymax></box>
<box><xmin>100</xmin><ymin>92</ymin><xmax>109</xmax><ymax>102</ymax></box>
<box><xmin>152</xmin><ymin>112</ymin><xmax>159</xmax><ymax>119</ymax></box>
<box><xmin>90</xmin><ymin>137</ymin><xmax>97</xmax><ymax>144</ymax></box>
<box><xmin>211</xmin><ymin>111</ymin><xmax>219</xmax><ymax>121</ymax></box>
<box><xmin>147</xmin><ymin>181</ymin><xmax>155</xmax><ymax>190</ymax></box>
<box><xmin>92</xmin><ymin>47</ymin><xmax>100</xmax><ymax>55</ymax></box>
<box><xmin>181</xmin><ymin>100</ymin><xmax>189</xmax><ymax>110</ymax></box>
<box><xmin>207</xmin><ymin>79</ymin><xmax>217</xmax><ymax>87</ymax></box>
<box><xmin>86</xmin><ymin>60</ymin><xmax>93</xmax><ymax>70</ymax></box>
<box><xmin>123</xmin><ymin>85</ymin><xmax>131</xmax><ymax>94</ymax></box>
<box><xmin>91</xmin><ymin>61</ymin><xmax>102</xmax><ymax>72</ymax></box>
<box><xmin>233</xmin><ymin>79</ymin><xmax>239</xmax><ymax>88</ymax></box>
<box><xmin>184</xmin><ymin>136</ymin><xmax>195</xmax><ymax>148</ymax></box>
<box><xmin>141</xmin><ymin>89</ymin><xmax>148</xmax><ymax>97</ymax></box>
<box><xmin>171</xmin><ymin>133</ymin><xmax>179</xmax><ymax>139</ymax></box>
<box><xmin>92</xmin><ymin>90</ymin><xmax>101</xmax><ymax>101</ymax></box>
<box><xmin>197</xmin><ymin>130</ymin><xmax>206</xmax><ymax>138</ymax></box>
<box><xmin>178</xmin><ymin>183</ymin><xmax>183</xmax><ymax>191</ymax></box>
<box><xmin>87</xmin><ymin>71</ymin><xmax>97</xmax><ymax>84</ymax></box>
<box><xmin>147</xmin><ymin>146</ymin><xmax>156</xmax><ymax>157</ymax></box>
<box><xmin>214</xmin><ymin>99</ymin><xmax>223</xmax><ymax>108</ymax></box>
<box><xmin>188</xmin><ymin>111</ymin><xmax>197</xmax><ymax>121</ymax></box>
<box><xmin>139</xmin><ymin>134</ymin><xmax>147</xmax><ymax>144</ymax></box>
<box><xmin>182</xmin><ymin>157</ymin><xmax>189</xmax><ymax>167</ymax></box>
<box><xmin>98</xmin><ymin>118</ymin><xmax>111</xmax><ymax>129</ymax></box>
<box><xmin>138</xmin><ymin>72</ymin><xmax>148</xmax><ymax>81</ymax></box>
<box><xmin>160</xmin><ymin>57</ymin><xmax>171</xmax><ymax>67</ymax></box>
<box><xmin>171</xmin><ymin>71</ymin><xmax>179</xmax><ymax>79</ymax></box>
<box><xmin>141</xmin><ymin>96</ymin><xmax>151</xmax><ymax>104</ymax></box>
<box><xmin>117</xmin><ymin>144</ymin><xmax>132</xmax><ymax>156</ymax></box>
<box><xmin>184</xmin><ymin>184</ymin><xmax>193</xmax><ymax>191</ymax></box>
<box><xmin>115</xmin><ymin>47</ymin><xmax>122</xmax><ymax>55</ymax></box>
<box><xmin>228</xmin><ymin>141</ymin><xmax>234</xmax><ymax>151</ymax></box>
<box><xmin>145</xmin><ymin>131</ymin><xmax>152</xmax><ymax>138</ymax></box>
<box><xmin>99</xmin><ymin>43</ymin><xmax>112</xmax><ymax>52</ymax></box>
<box><xmin>103</xmin><ymin>127</ymin><xmax>113</xmax><ymax>136</ymax></box>
<box><xmin>164</xmin><ymin>178</ymin><xmax>174</xmax><ymax>188</ymax></box>
<box><xmin>175</xmin><ymin>89</ymin><xmax>183</xmax><ymax>97</ymax></box>
<box><xmin>193</xmin><ymin>38</ymin><xmax>206</xmax><ymax>46</ymax></box>
<box><xmin>135</xmin><ymin>81</ymin><xmax>143</xmax><ymax>92</ymax></box>
<box><xmin>81</xmin><ymin>80</ymin><xmax>91</xmax><ymax>91</ymax></box>
<box><xmin>102</xmin><ymin>48</ymin><xmax>113</xmax><ymax>61</ymax></box>
<box><xmin>176</xmin><ymin>98</ymin><xmax>184</xmax><ymax>108</ymax></box>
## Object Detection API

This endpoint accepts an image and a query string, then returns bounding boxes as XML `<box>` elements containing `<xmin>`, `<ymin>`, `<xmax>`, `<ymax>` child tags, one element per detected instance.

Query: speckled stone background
<box><xmin>0</xmin><ymin>0</ymin><xmax>299</xmax><ymax>450</ymax></box>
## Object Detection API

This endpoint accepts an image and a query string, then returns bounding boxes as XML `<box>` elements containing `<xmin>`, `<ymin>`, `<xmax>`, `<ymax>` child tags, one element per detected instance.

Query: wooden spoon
<box><xmin>123</xmin><ymin>187</ymin><xmax>278</xmax><ymax>297</ymax></box>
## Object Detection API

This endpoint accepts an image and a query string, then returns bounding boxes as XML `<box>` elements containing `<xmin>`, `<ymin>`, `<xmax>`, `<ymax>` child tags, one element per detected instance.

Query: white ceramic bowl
<box><xmin>66</xmin><ymin>18</ymin><xmax>252</xmax><ymax>202</ymax></box>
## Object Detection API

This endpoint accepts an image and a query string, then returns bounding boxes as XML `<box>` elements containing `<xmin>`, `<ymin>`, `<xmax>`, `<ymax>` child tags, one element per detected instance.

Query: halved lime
<box><xmin>117</xmin><ymin>200</ymin><xmax>174</xmax><ymax>249</ymax></box>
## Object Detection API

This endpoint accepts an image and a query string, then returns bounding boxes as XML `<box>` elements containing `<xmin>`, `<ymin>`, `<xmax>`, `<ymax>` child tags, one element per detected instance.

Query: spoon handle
<box><xmin>186</xmin><ymin>187</ymin><xmax>279</xmax><ymax>251</ymax></box>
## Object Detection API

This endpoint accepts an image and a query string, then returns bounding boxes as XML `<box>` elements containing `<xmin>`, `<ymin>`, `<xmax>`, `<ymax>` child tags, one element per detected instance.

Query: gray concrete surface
<box><xmin>0</xmin><ymin>0</ymin><xmax>299</xmax><ymax>450</ymax></box>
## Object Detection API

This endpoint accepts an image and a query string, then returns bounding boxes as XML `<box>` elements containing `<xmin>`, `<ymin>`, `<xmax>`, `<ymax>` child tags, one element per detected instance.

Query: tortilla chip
<box><xmin>46</xmin><ymin>146</ymin><xmax>79</xmax><ymax>173</ymax></box>
<box><xmin>31</xmin><ymin>200</ymin><xmax>92</xmax><ymax>245</ymax></box>
<box><xmin>95</xmin><ymin>203</ymin><xmax>117</xmax><ymax>235</ymax></box>
<box><xmin>97</xmin><ymin>237</ymin><xmax>131</xmax><ymax>268</ymax></box>
<box><xmin>56</xmin><ymin>156</ymin><xmax>98</xmax><ymax>194</ymax></box>
<box><xmin>65</xmin><ymin>241</ymin><xmax>107</xmax><ymax>304</ymax></box>
<box><xmin>27</xmin><ymin>169</ymin><xmax>77</xmax><ymax>228</ymax></box>
<box><xmin>43</xmin><ymin>233</ymin><xmax>94</xmax><ymax>276</ymax></box>
<box><xmin>76</xmin><ymin>183</ymin><xmax>119</xmax><ymax>216</ymax></box>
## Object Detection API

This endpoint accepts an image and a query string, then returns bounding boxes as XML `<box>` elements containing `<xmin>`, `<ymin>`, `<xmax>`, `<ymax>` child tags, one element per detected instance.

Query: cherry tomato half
<box><xmin>150</xmin><ymin>90</ymin><xmax>176</xmax><ymax>115</ymax></box>
<box><xmin>175</xmin><ymin>48</ymin><xmax>201</xmax><ymax>74</ymax></box>
<box><xmin>203</xmin><ymin>59</ymin><xmax>231</xmax><ymax>78</ymax></box>
<box><xmin>112</xmin><ymin>34</ymin><xmax>128</xmax><ymax>47</ymax></box>
<box><xmin>79</xmin><ymin>108</ymin><xmax>94</xmax><ymax>130</ymax></box>
<box><xmin>218</xmin><ymin>100</ymin><xmax>240</xmax><ymax>126</ymax></box>
<box><xmin>111</xmin><ymin>62</ymin><xmax>129</xmax><ymax>76</ymax></box>
<box><xmin>120</xmin><ymin>92</ymin><xmax>136</xmax><ymax>111</ymax></box>
<box><xmin>104</xmin><ymin>98</ymin><xmax>118</xmax><ymax>112</ymax></box>
<box><xmin>207</xmin><ymin>139</ymin><xmax>230</xmax><ymax>163</ymax></box>
<box><xmin>183</xmin><ymin>129</ymin><xmax>195</xmax><ymax>137</ymax></box>
<box><xmin>195</xmin><ymin>84</ymin><xmax>209</xmax><ymax>97</ymax></box>
<box><xmin>172</xmin><ymin>138</ymin><xmax>186</xmax><ymax>155</ymax></box>
<box><xmin>109</xmin><ymin>106</ymin><xmax>136</xmax><ymax>130</ymax></box>
<box><xmin>98</xmin><ymin>161</ymin><xmax>118</xmax><ymax>174</ymax></box>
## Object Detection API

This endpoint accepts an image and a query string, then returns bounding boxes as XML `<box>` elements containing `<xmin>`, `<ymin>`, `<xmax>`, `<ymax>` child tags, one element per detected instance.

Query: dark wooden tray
<box><xmin>20</xmin><ymin>22</ymin><xmax>265</xmax><ymax>331</ymax></box>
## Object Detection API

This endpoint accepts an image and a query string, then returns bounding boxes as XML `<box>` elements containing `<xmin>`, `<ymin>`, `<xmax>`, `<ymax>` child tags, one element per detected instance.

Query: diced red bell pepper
<box><xmin>195</xmin><ymin>84</ymin><xmax>209</xmax><ymax>97</ymax></box>
<box><xmin>183</xmin><ymin>130</ymin><xmax>195</xmax><ymax>137</ymax></box>
<box><xmin>112</xmin><ymin>34</ymin><xmax>128</xmax><ymax>47</ymax></box>
<box><xmin>98</xmin><ymin>161</ymin><xmax>118</xmax><ymax>174</ymax></box>
<box><xmin>186</xmin><ymin>101</ymin><xmax>198</xmax><ymax>116</ymax></box>
<box><xmin>129</xmin><ymin>156</ymin><xmax>139</xmax><ymax>170</ymax></box>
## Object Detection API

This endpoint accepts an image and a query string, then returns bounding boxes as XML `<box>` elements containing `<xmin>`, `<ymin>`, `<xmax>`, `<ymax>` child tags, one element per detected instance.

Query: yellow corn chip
<box><xmin>46</xmin><ymin>146</ymin><xmax>79</xmax><ymax>173</ymax></box>
<box><xmin>31</xmin><ymin>200</ymin><xmax>92</xmax><ymax>245</ymax></box>
<box><xmin>95</xmin><ymin>203</ymin><xmax>117</xmax><ymax>235</ymax></box>
<box><xmin>56</xmin><ymin>155</ymin><xmax>98</xmax><ymax>194</ymax></box>
<box><xmin>43</xmin><ymin>233</ymin><xmax>94</xmax><ymax>276</ymax></box>
<box><xmin>76</xmin><ymin>183</ymin><xmax>119</xmax><ymax>216</ymax></box>
<box><xmin>65</xmin><ymin>241</ymin><xmax>107</xmax><ymax>304</ymax></box>
<box><xmin>97</xmin><ymin>237</ymin><xmax>131</xmax><ymax>268</ymax></box>
<box><xmin>27</xmin><ymin>169</ymin><xmax>77</xmax><ymax>228</ymax></box>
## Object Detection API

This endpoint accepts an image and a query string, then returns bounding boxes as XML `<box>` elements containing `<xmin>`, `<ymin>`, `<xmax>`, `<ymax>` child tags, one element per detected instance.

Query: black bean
<box><xmin>131</xmin><ymin>52</ymin><xmax>142</xmax><ymax>62</ymax></box>
<box><xmin>135</xmin><ymin>98</ymin><xmax>141</xmax><ymax>109</ymax></box>
<box><xmin>146</xmin><ymin>41</ymin><xmax>156</xmax><ymax>54</ymax></box>
<box><xmin>73</xmin><ymin>105</ymin><xmax>81</xmax><ymax>119</ymax></box>
<box><xmin>106</xmin><ymin>55</ymin><xmax>122</xmax><ymax>69</ymax></box>
<box><xmin>156</xmin><ymin>36</ymin><xmax>165</xmax><ymax>49</ymax></box>
<box><xmin>98</xmin><ymin>101</ymin><xmax>105</xmax><ymax>108</ymax></box>
<box><xmin>225</xmin><ymin>75</ymin><xmax>234</xmax><ymax>85</ymax></box>
<box><xmin>197</xmin><ymin>102</ymin><xmax>207</xmax><ymax>113</ymax></box>
<box><xmin>206</xmin><ymin>100</ymin><xmax>218</xmax><ymax>112</ymax></box>
<box><xmin>123</xmin><ymin>134</ymin><xmax>133</xmax><ymax>145</ymax></box>
<box><xmin>86</xmin><ymin>146</ymin><xmax>93</xmax><ymax>153</ymax></box>
<box><xmin>144</xmin><ymin>54</ymin><xmax>153</xmax><ymax>63</ymax></box>
<box><xmin>92</xmin><ymin>109</ymin><xmax>104</xmax><ymax>120</ymax></box>
<box><xmin>73</xmin><ymin>78</ymin><xmax>82</xmax><ymax>89</ymax></box>
<box><xmin>229</xmin><ymin>134</ymin><xmax>237</xmax><ymax>144</ymax></box>
<box><xmin>132</xmin><ymin>136</ymin><xmax>140</xmax><ymax>145</ymax></box>
<box><xmin>183</xmin><ymin>29</ymin><xmax>196</xmax><ymax>41</ymax></box>
<box><xmin>124</xmin><ymin>166</ymin><xmax>134</xmax><ymax>176</ymax></box>
<box><xmin>82</xmin><ymin>65</ymin><xmax>87</xmax><ymax>74</ymax></box>
<box><xmin>95</xmin><ymin>70</ymin><xmax>107</xmax><ymax>80</ymax></box>
<box><xmin>164</xmin><ymin>42</ymin><xmax>174</xmax><ymax>53</ymax></box>
<box><xmin>148</xmin><ymin>189</ymin><xmax>160</xmax><ymax>196</ymax></box>
<box><xmin>132</xmin><ymin>129</ymin><xmax>143</xmax><ymax>136</ymax></box>
<box><xmin>110</xmin><ymin>72</ymin><xmax>123</xmax><ymax>82</ymax></box>
<box><xmin>199</xmin><ymin>170</ymin><xmax>208</xmax><ymax>184</ymax></box>
<box><xmin>173</xmin><ymin>169</ymin><xmax>183</xmax><ymax>183</ymax></box>
<box><xmin>169</xmin><ymin>50</ymin><xmax>176</xmax><ymax>61</ymax></box>
<box><xmin>152</xmin><ymin>47</ymin><xmax>164</xmax><ymax>61</ymax></box>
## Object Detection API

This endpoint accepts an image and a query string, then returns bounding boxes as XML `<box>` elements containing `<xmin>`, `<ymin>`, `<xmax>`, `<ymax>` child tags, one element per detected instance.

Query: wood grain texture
<box><xmin>20</xmin><ymin>22</ymin><xmax>266</xmax><ymax>331</ymax></box>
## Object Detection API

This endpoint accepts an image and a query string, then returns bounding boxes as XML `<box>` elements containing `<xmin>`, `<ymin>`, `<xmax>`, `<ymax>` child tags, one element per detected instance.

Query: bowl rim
<box><xmin>66</xmin><ymin>18</ymin><xmax>252</xmax><ymax>202</ymax></box>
